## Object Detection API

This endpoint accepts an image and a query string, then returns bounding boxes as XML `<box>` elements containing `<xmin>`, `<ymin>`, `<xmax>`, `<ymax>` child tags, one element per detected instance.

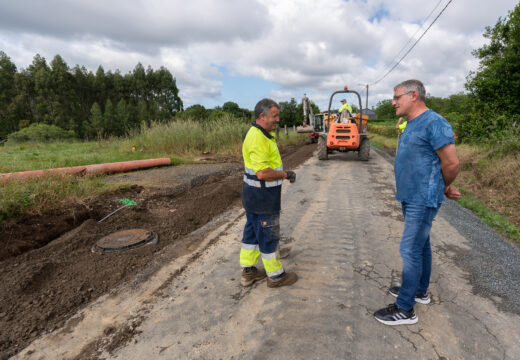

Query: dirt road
<box><xmin>10</xmin><ymin>148</ymin><xmax>520</xmax><ymax>359</ymax></box>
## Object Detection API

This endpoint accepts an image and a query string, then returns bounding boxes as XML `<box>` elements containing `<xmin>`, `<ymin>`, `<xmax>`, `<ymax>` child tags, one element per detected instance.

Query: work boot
<box><xmin>241</xmin><ymin>267</ymin><xmax>267</xmax><ymax>286</ymax></box>
<box><xmin>278</xmin><ymin>247</ymin><xmax>291</xmax><ymax>259</ymax></box>
<box><xmin>266</xmin><ymin>272</ymin><xmax>298</xmax><ymax>288</ymax></box>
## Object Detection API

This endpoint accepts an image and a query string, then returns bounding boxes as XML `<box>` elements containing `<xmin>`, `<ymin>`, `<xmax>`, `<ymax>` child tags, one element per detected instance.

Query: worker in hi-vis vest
<box><xmin>240</xmin><ymin>98</ymin><xmax>298</xmax><ymax>288</ymax></box>
<box><xmin>339</xmin><ymin>99</ymin><xmax>353</xmax><ymax>123</ymax></box>
<box><xmin>339</xmin><ymin>99</ymin><xmax>353</xmax><ymax>114</ymax></box>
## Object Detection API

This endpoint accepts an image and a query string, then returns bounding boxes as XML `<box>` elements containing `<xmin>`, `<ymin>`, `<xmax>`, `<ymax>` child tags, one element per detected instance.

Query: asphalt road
<box><xmin>16</xmin><ymin>148</ymin><xmax>520</xmax><ymax>359</ymax></box>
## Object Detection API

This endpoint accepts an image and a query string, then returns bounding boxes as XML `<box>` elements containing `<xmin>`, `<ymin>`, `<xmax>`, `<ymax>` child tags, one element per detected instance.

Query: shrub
<box><xmin>368</xmin><ymin>123</ymin><xmax>397</xmax><ymax>137</ymax></box>
<box><xmin>7</xmin><ymin>123</ymin><xmax>76</xmax><ymax>144</ymax></box>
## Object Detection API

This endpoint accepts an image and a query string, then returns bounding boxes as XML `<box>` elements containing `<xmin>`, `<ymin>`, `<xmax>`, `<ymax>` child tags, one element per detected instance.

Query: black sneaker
<box><xmin>374</xmin><ymin>303</ymin><xmax>418</xmax><ymax>325</ymax></box>
<box><xmin>389</xmin><ymin>286</ymin><xmax>431</xmax><ymax>305</ymax></box>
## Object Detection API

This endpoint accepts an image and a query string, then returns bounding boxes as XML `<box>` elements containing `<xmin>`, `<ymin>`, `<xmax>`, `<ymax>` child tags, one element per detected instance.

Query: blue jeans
<box><xmin>396</xmin><ymin>202</ymin><xmax>440</xmax><ymax>311</ymax></box>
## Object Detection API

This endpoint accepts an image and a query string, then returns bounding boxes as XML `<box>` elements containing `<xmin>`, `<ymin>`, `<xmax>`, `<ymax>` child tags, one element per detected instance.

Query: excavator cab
<box><xmin>313</xmin><ymin>114</ymin><xmax>324</xmax><ymax>132</ymax></box>
<box><xmin>316</xmin><ymin>87</ymin><xmax>370</xmax><ymax>161</ymax></box>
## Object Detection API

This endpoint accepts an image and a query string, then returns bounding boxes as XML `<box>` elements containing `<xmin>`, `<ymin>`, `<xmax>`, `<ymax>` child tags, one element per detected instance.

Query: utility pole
<box><xmin>365</xmin><ymin>84</ymin><xmax>369</xmax><ymax>111</ymax></box>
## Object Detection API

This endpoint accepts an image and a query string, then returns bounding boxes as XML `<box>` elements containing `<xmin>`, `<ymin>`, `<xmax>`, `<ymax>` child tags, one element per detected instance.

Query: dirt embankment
<box><xmin>0</xmin><ymin>142</ymin><xmax>316</xmax><ymax>360</ymax></box>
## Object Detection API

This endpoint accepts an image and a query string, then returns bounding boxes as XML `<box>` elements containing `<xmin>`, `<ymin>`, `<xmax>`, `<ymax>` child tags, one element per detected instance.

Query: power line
<box><xmin>380</xmin><ymin>0</ymin><xmax>445</xmax><ymax>76</ymax></box>
<box><xmin>370</xmin><ymin>0</ymin><xmax>453</xmax><ymax>86</ymax></box>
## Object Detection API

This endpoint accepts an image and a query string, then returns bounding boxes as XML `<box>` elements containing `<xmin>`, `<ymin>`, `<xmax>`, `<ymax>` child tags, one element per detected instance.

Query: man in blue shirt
<box><xmin>374</xmin><ymin>79</ymin><xmax>460</xmax><ymax>325</ymax></box>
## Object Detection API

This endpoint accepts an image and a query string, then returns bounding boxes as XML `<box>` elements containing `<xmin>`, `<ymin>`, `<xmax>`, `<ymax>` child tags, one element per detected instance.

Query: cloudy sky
<box><xmin>0</xmin><ymin>0</ymin><xmax>517</xmax><ymax>111</ymax></box>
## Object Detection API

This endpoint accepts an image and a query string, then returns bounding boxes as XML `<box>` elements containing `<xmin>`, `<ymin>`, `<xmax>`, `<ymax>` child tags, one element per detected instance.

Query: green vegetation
<box><xmin>368</xmin><ymin>133</ymin><xmax>399</xmax><ymax>151</ymax></box>
<box><xmin>0</xmin><ymin>174</ymin><xmax>108</xmax><ymax>222</ymax></box>
<box><xmin>0</xmin><ymin>116</ymin><xmax>254</xmax><ymax>173</ymax></box>
<box><xmin>458</xmin><ymin>188</ymin><xmax>520</xmax><ymax>243</ymax></box>
<box><xmin>278</xmin><ymin>98</ymin><xmax>320</xmax><ymax>127</ymax></box>
<box><xmin>180</xmin><ymin>102</ymin><xmax>253</xmax><ymax>122</ymax></box>
<box><xmin>368</xmin><ymin>121</ymin><xmax>397</xmax><ymax>137</ymax></box>
<box><xmin>0</xmin><ymin>116</ymin><xmax>306</xmax><ymax>222</ymax></box>
<box><xmin>464</xmin><ymin>3</ymin><xmax>520</xmax><ymax>142</ymax></box>
<box><xmin>0</xmin><ymin>52</ymin><xmax>182</xmax><ymax>140</ymax></box>
<box><xmin>7</xmin><ymin>123</ymin><xmax>76</xmax><ymax>144</ymax></box>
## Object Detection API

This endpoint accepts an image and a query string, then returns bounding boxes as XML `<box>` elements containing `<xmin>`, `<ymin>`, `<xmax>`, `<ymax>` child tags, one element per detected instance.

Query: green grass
<box><xmin>457</xmin><ymin>188</ymin><xmax>520</xmax><ymax>243</ymax></box>
<box><xmin>0</xmin><ymin>116</ymin><xmax>251</xmax><ymax>173</ymax></box>
<box><xmin>0</xmin><ymin>116</ymin><xmax>307</xmax><ymax>174</ymax></box>
<box><xmin>0</xmin><ymin>117</ymin><xmax>307</xmax><ymax>222</ymax></box>
<box><xmin>276</xmin><ymin>129</ymin><xmax>308</xmax><ymax>146</ymax></box>
<box><xmin>369</xmin><ymin>134</ymin><xmax>399</xmax><ymax>151</ymax></box>
<box><xmin>0</xmin><ymin>174</ymin><xmax>109</xmax><ymax>222</ymax></box>
<box><xmin>368</xmin><ymin>121</ymin><xmax>399</xmax><ymax>151</ymax></box>
<box><xmin>0</xmin><ymin>141</ymin><xmax>183</xmax><ymax>173</ymax></box>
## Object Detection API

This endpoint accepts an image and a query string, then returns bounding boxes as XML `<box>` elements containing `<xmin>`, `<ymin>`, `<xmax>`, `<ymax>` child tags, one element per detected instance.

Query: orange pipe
<box><xmin>0</xmin><ymin>158</ymin><xmax>171</xmax><ymax>183</ymax></box>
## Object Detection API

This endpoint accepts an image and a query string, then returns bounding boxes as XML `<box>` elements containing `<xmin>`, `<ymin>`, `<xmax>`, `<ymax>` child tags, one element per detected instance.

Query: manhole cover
<box><xmin>92</xmin><ymin>229</ymin><xmax>158</xmax><ymax>253</ymax></box>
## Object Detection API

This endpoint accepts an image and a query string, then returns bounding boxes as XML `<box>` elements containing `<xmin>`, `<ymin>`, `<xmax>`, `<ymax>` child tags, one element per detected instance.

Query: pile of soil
<box><xmin>0</xmin><ymin>142</ymin><xmax>316</xmax><ymax>359</ymax></box>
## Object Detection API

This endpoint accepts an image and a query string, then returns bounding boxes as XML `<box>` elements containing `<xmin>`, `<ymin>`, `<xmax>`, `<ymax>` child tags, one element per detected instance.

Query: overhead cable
<box><xmin>370</xmin><ymin>0</ymin><xmax>453</xmax><ymax>86</ymax></box>
<box><xmin>380</xmin><ymin>0</ymin><xmax>445</xmax><ymax>75</ymax></box>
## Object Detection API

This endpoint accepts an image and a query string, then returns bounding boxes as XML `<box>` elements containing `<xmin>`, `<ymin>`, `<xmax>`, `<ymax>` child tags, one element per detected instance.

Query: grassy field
<box><xmin>368</xmin><ymin>120</ymin><xmax>520</xmax><ymax>244</ymax></box>
<box><xmin>0</xmin><ymin>117</ymin><xmax>307</xmax><ymax>222</ymax></box>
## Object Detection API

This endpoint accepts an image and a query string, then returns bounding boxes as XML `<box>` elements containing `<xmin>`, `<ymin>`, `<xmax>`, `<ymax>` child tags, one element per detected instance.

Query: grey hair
<box><xmin>254</xmin><ymin>98</ymin><xmax>280</xmax><ymax>119</ymax></box>
<box><xmin>394</xmin><ymin>79</ymin><xmax>426</xmax><ymax>102</ymax></box>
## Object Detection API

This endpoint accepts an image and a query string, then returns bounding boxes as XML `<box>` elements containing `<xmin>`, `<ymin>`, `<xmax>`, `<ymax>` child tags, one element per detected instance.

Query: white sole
<box><xmin>389</xmin><ymin>291</ymin><xmax>431</xmax><ymax>305</ymax></box>
<box><xmin>374</xmin><ymin>315</ymin><xmax>418</xmax><ymax>325</ymax></box>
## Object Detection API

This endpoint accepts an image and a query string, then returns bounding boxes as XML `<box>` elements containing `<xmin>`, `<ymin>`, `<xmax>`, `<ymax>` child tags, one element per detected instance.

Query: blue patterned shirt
<box><xmin>394</xmin><ymin>109</ymin><xmax>454</xmax><ymax>207</ymax></box>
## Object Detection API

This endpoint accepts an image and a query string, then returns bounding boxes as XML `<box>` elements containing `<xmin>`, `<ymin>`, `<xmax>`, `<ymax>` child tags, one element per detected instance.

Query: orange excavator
<box><xmin>316</xmin><ymin>86</ymin><xmax>370</xmax><ymax>161</ymax></box>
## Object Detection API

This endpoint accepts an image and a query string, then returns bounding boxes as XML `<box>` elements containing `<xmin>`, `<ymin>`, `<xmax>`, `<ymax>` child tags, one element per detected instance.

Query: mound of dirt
<box><xmin>0</xmin><ymin>141</ymin><xmax>315</xmax><ymax>359</ymax></box>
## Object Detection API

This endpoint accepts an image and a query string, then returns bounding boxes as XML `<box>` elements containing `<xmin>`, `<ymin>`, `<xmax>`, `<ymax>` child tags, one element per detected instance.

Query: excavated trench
<box><xmin>0</xmin><ymin>142</ymin><xmax>316</xmax><ymax>359</ymax></box>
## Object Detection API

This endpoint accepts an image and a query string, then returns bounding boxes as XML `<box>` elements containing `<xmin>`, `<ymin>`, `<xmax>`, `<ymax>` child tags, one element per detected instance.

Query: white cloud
<box><xmin>0</xmin><ymin>0</ymin><xmax>518</xmax><ymax>110</ymax></box>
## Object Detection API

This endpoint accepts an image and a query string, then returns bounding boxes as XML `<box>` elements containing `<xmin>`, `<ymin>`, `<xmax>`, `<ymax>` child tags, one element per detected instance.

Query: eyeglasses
<box><xmin>393</xmin><ymin>91</ymin><xmax>413</xmax><ymax>101</ymax></box>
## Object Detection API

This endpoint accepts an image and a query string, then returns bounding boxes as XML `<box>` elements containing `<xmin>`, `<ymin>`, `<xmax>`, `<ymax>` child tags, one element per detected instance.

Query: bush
<box><xmin>455</xmin><ymin>108</ymin><xmax>520</xmax><ymax>144</ymax></box>
<box><xmin>368</xmin><ymin>123</ymin><xmax>397</xmax><ymax>137</ymax></box>
<box><xmin>7</xmin><ymin>123</ymin><xmax>76</xmax><ymax>144</ymax></box>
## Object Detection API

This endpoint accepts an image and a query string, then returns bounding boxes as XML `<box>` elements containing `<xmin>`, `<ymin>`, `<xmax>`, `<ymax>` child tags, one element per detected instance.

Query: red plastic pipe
<box><xmin>0</xmin><ymin>158</ymin><xmax>171</xmax><ymax>183</ymax></box>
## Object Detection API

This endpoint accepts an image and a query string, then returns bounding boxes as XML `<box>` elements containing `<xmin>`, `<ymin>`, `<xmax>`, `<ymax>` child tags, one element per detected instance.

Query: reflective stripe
<box><xmin>243</xmin><ymin>175</ymin><xmax>262</xmax><ymax>188</ymax></box>
<box><xmin>267</xmin><ymin>268</ymin><xmax>284</xmax><ymax>277</ymax></box>
<box><xmin>244</xmin><ymin>166</ymin><xmax>283</xmax><ymax>188</ymax></box>
<box><xmin>261</xmin><ymin>254</ymin><xmax>283</xmax><ymax>276</ymax></box>
<box><xmin>241</xmin><ymin>243</ymin><xmax>259</xmax><ymax>251</ymax></box>
<box><xmin>243</xmin><ymin>175</ymin><xmax>281</xmax><ymax>188</ymax></box>
<box><xmin>265</xmin><ymin>180</ymin><xmax>282</xmax><ymax>187</ymax></box>
<box><xmin>260</xmin><ymin>251</ymin><xmax>277</xmax><ymax>259</ymax></box>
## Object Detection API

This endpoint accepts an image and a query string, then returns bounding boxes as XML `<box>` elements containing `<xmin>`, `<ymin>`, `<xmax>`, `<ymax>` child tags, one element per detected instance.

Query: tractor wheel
<box><xmin>359</xmin><ymin>138</ymin><xmax>370</xmax><ymax>161</ymax></box>
<box><xmin>317</xmin><ymin>136</ymin><xmax>328</xmax><ymax>160</ymax></box>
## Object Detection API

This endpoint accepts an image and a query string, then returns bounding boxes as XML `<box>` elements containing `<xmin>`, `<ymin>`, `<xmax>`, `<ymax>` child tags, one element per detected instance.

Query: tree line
<box><xmin>0</xmin><ymin>52</ymin><xmax>183</xmax><ymax>140</ymax></box>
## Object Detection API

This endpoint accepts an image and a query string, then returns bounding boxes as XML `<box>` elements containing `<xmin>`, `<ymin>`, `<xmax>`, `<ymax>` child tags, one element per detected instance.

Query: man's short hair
<box><xmin>341</xmin><ymin>99</ymin><xmax>347</xmax><ymax>103</ymax></box>
<box><xmin>254</xmin><ymin>98</ymin><xmax>280</xmax><ymax>119</ymax></box>
<box><xmin>394</xmin><ymin>79</ymin><xmax>426</xmax><ymax>102</ymax></box>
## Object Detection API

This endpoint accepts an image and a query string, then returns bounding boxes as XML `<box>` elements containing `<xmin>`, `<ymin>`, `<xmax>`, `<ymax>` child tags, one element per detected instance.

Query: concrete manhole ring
<box><xmin>92</xmin><ymin>229</ymin><xmax>158</xmax><ymax>253</ymax></box>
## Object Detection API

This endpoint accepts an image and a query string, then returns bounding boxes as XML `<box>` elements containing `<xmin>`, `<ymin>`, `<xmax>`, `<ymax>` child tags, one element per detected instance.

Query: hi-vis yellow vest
<box><xmin>242</xmin><ymin>123</ymin><xmax>283</xmax><ymax>214</ymax></box>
